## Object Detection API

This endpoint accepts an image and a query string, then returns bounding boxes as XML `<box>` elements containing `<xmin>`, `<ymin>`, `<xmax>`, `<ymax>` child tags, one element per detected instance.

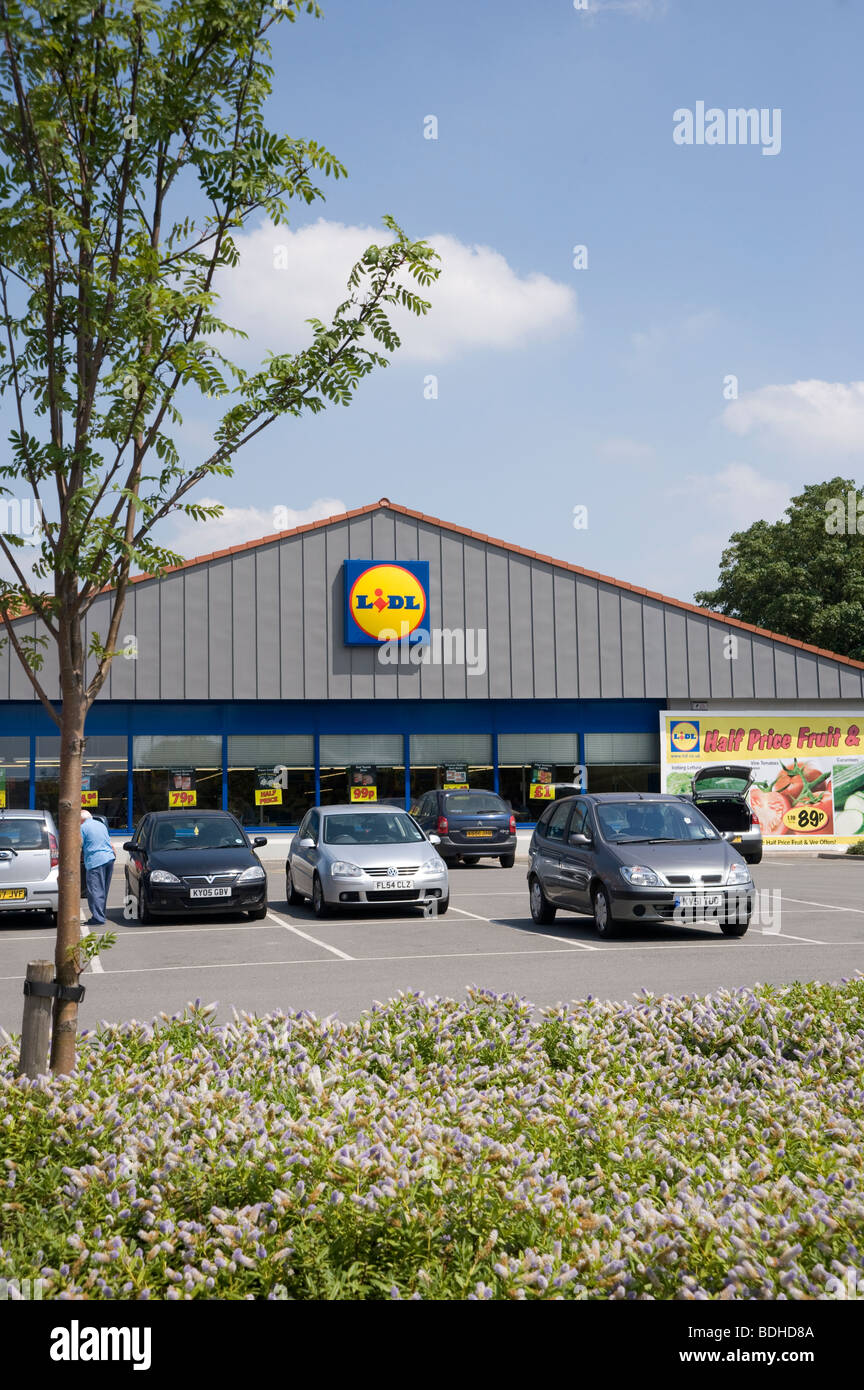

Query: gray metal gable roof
<box><xmin>3</xmin><ymin>500</ymin><xmax>863</xmax><ymax>702</ymax></box>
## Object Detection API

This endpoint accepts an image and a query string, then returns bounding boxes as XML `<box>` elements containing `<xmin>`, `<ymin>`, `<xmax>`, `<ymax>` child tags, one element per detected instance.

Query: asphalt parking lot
<box><xmin>0</xmin><ymin>857</ymin><xmax>863</xmax><ymax>1032</ymax></box>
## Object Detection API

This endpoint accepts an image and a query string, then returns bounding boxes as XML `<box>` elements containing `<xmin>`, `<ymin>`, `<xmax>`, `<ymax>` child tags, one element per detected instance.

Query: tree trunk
<box><xmin>50</xmin><ymin>628</ymin><xmax>87</xmax><ymax>1074</ymax></box>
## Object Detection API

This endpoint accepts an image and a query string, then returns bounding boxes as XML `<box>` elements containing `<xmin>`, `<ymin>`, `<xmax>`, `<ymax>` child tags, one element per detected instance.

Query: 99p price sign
<box><xmin>350</xmin><ymin>785</ymin><xmax>378</xmax><ymax>802</ymax></box>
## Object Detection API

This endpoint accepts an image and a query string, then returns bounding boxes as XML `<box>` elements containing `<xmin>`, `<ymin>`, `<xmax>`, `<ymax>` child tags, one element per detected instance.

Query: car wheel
<box><xmin>720</xmin><ymin>917</ymin><xmax>750</xmax><ymax>937</ymax></box>
<box><xmin>592</xmin><ymin>884</ymin><xmax>618</xmax><ymax>938</ymax></box>
<box><xmin>529</xmin><ymin>875</ymin><xmax>557</xmax><ymax>925</ymax></box>
<box><xmin>137</xmin><ymin>885</ymin><xmax>153</xmax><ymax>925</ymax></box>
<box><xmin>429</xmin><ymin>894</ymin><xmax>449</xmax><ymax>916</ymax></box>
<box><xmin>499</xmin><ymin>852</ymin><xmax>516</xmax><ymax>868</ymax></box>
<box><xmin>286</xmin><ymin>864</ymin><xmax>303</xmax><ymax>905</ymax></box>
<box><xmin>745</xmin><ymin>851</ymin><xmax>762</xmax><ymax>865</ymax></box>
<box><xmin>248</xmin><ymin>904</ymin><xmax>267</xmax><ymax>921</ymax></box>
<box><xmin>311</xmin><ymin>874</ymin><xmax>330</xmax><ymax>919</ymax></box>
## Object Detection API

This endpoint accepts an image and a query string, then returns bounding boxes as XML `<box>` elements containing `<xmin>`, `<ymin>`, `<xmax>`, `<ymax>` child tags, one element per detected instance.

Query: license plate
<box><xmin>379</xmin><ymin>880</ymin><xmax>413</xmax><ymax>890</ymax></box>
<box><xmin>465</xmin><ymin>830</ymin><xmax>493</xmax><ymax>838</ymax></box>
<box><xmin>674</xmin><ymin>893</ymin><xmax>723</xmax><ymax>909</ymax></box>
<box><xmin>0</xmin><ymin>888</ymin><xmax>26</xmax><ymax>901</ymax></box>
<box><xmin>189</xmin><ymin>887</ymin><xmax>232</xmax><ymax>899</ymax></box>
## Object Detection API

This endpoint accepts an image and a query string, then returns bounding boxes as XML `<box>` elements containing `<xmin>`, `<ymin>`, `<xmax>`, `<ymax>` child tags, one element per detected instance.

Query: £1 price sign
<box><xmin>350</xmin><ymin>785</ymin><xmax>378</xmax><ymax>802</ymax></box>
<box><xmin>169</xmin><ymin>789</ymin><xmax>197</xmax><ymax>808</ymax></box>
<box><xmin>81</xmin><ymin>789</ymin><xmax>99</xmax><ymax>809</ymax></box>
<box><xmin>530</xmin><ymin>784</ymin><xmax>554</xmax><ymax>800</ymax></box>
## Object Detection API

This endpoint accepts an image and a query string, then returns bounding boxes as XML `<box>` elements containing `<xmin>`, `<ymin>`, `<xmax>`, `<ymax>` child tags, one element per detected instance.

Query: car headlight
<box><xmin>149</xmin><ymin>869</ymin><xmax>181</xmax><ymax>885</ymax></box>
<box><xmin>726</xmin><ymin>862</ymin><xmax>751</xmax><ymax>885</ymax></box>
<box><xmin>330</xmin><ymin>861</ymin><xmax>362</xmax><ymax>878</ymax></box>
<box><xmin>620</xmin><ymin>865</ymin><xmax>663</xmax><ymax>887</ymax></box>
<box><xmin>236</xmin><ymin>865</ymin><xmax>266</xmax><ymax>883</ymax></box>
<box><xmin>417</xmin><ymin>858</ymin><xmax>443</xmax><ymax>875</ymax></box>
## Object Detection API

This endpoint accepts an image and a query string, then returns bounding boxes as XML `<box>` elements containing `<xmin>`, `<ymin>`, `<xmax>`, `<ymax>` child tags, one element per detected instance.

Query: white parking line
<box><xmin>80</xmin><ymin>920</ymin><xmax>104</xmax><ymax>973</ymax></box>
<box><xmin>265</xmin><ymin>910</ymin><xmax>354</xmax><ymax>961</ymax></box>
<box><xmin>450</xmin><ymin>904</ymin><xmax>599</xmax><ymax>949</ymax></box>
<box><xmin>783</xmin><ymin>896</ymin><xmax>864</xmax><ymax>916</ymax></box>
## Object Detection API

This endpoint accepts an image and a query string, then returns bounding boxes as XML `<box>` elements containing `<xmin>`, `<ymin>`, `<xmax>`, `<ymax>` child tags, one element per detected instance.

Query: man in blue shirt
<box><xmin>80</xmin><ymin>810</ymin><xmax>116</xmax><ymax>925</ymax></box>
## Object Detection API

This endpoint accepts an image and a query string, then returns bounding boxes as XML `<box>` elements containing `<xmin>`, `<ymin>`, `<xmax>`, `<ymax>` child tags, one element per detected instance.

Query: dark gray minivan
<box><xmin>527</xmin><ymin>793</ymin><xmax>754</xmax><ymax>938</ymax></box>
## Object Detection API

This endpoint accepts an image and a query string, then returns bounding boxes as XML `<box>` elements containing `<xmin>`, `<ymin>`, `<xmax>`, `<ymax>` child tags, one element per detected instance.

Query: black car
<box><xmin>685</xmin><ymin>765</ymin><xmax>762</xmax><ymax>864</ymax></box>
<box><xmin>410</xmin><ymin>789</ymin><xmax>517</xmax><ymax>866</ymax></box>
<box><xmin>123</xmin><ymin>810</ymin><xmax>268</xmax><ymax>923</ymax></box>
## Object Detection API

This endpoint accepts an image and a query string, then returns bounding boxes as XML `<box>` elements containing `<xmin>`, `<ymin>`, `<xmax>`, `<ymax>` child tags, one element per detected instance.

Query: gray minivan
<box><xmin>527</xmin><ymin>793</ymin><xmax>754</xmax><ymax>938</ymax></box>
<box><xmin>0</xmin><ymin>809</ymin><xmax>59</xmax><ymax>922</ymax></box>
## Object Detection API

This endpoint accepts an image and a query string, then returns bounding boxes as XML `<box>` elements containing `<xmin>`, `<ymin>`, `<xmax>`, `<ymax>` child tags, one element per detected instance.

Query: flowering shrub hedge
<box><xmin>1</xmin><ymin>981</ymin><xmax>863</xmax><ymax>1300</ymax></box>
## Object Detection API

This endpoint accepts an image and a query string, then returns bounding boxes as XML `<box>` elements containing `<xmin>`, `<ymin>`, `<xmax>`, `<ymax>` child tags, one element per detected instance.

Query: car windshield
<box><xmin>443</xmin><ymin>792</ymin><xmax>505</xmax><ymax>814</ymax></box>
<box><xmin>323</xmin><ymin>812</ymin><xmax>425</xmax><ymax>845</ymax></box>
<box><xmin>0</xmin><ymin>818</ymin><xmax>47</xmax><ymax>849</ymax></box>
<box><xmin>595</xmin><ymin>801</ymin><xmax>718</xmax><ymax>843</ymax></box>
<box><xmin>695</xmin><ymin>775</ymin><xmax>749</xmax><ymax>791</ymax></box>
<box><xmin>150</xmin><ymin>816</ymin><xmax>247</xmax><ymax>850</ymax></box>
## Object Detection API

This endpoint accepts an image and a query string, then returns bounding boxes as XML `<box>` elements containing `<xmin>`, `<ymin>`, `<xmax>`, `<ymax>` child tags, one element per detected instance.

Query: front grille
<box><xmin>666</xmin><ymin>873</ymin><xmax>723</xmax><ymax>885</ymax></box>
<box><xmin>365</xmin><ymin>867</ymin><xmax>419</xmax><ymax>877</ymax></box>
<box><xmin>182</xmin><ymin>871</ymin><xmax>240</xmax><ymax>886</ymax></box>
<box><xmin>365</xmin><ymin>889</ymin><xmax>422</xmax><ymax>902</ymax></box>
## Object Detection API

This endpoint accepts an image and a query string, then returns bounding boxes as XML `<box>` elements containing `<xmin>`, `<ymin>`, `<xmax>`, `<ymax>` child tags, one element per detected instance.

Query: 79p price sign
<box><xmin>169</xmin><ymin>789</ymin><xmax>198</xmax><ymax>808</ymax></box>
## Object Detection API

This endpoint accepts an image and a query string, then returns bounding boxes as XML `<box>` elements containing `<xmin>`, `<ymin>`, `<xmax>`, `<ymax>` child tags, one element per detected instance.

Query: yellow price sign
<box><xmin>169</xmin><ymin>789</ymin><xmax>197</xmax><ymax>808</ymax></box>
<box><xmin>255</xmin><ymin>787</ymin><xmax>282</xmax><ymax>806</ymax></box>
<box><xmin>0</xmin><ymin>790</ymin><xmax>6</xmax><ymax>809</ymax></box>
<box><xmin>350</xmin><ymin>785</ymin><xmax>378</xmax><ymax>802</ymax></box>
<box><xmin>782</xmin><ymin>804</ymin><xmax>829</xmax><ymax>833</ymax></box>
<box><xmin>530</xmin><ymin>784</ymin><xmax>554</xmax><ymax>800</ymax></box>
<box><xmin>81</xmin><ymin>789</ymin><xmax>99</xmax><ymax>808</ymax></box>
<box><xmin>443</xmin><ymin>781</ymin><xmax>469</xmax><ymax>790</ymax></box>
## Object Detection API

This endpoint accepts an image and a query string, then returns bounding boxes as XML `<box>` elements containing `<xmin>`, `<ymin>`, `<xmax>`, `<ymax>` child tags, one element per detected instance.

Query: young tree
<box><xmin>694</xmin><ymin>477</ymin><xmax>864</xmax><ymax>661</ymax></box>
<box><xmin>0</xmin><ymin>0</ymin><xmax>438</xmax><ymax>1072</ymax></box>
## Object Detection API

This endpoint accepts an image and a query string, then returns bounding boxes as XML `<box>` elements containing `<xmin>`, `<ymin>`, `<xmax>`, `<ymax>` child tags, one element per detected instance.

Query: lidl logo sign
<box><xmin>670</xmin><ymin>720</ymin><xmax>700</xmax><ymax>754</ymax></box>
<box><xmin>344</xmin><ymin>560</ymin><xmax>429</xmax><ymax>645</ymax></box>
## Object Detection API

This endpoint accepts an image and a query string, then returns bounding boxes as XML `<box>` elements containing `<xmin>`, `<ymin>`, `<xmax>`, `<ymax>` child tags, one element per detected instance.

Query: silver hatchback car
<box><xmin>528</xmin><ymin>793</ymin><xmax>754</xmax><ymax>938</ymax></box>
<box><xmin>286</xmin><ymin>804</ymin><xmax>449</xmax><ymax>917</ymax></box>
<box><xmin>0</xmin><ymin>809</ymin><xmax>59</xmax><ymax>922</ymax></box>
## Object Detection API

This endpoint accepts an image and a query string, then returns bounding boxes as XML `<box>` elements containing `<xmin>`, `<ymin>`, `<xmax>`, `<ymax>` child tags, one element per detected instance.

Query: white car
<box><xmin>286</xmin><ymin>804</ymin><xmax>449</xmax><ymax>917</ymax></box>
<box><xmin>0</xmin><ymin>810</ymin><xmax>59</xmax><ymax>921</ymax></box>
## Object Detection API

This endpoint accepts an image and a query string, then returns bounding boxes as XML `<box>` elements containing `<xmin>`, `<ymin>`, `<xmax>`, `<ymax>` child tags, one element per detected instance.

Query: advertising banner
<box><xmin>0</xmin><ymin>769</ymin><xmax>6</xmax><ymax>809</ymax></box>
<box><xmin>529</xmin><ymin>762</ymin><xmax>555</xmax><ymax>802</ymax></box>
<box><xmin>441</xmin><ymin>762</ymin><xmax>469</xmax><ymax>789</ymax></box>
<box><xmin>661</xmin><ymin>711</ymin><xmax>864</xmax><ymax>846</ymax></box>
<box><xmin>168</xmin><ymin>767</ymin><xmax>197</xmax><ymax>808</ymax></box>
<box><xmin>349</xmin><ymin>765</ymin><xmax>378</xmax><ymax>802</ymax></box>
<box><xmin>255</xmin><ymin>767</ymin><xmax>284</xmax><ymax>807</ymax></box>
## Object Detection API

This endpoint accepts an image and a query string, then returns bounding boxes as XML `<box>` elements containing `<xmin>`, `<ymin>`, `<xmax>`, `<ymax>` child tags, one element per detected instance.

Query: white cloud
<box><xmin>722</xmin><ymin>380</ymin><xmax>864</xmax><ymax>453</ymax></box>
<box><xmin>213</xmin><ymin>219</ymin><xmax>579</xmax><ymax>364</ymax></box>
<box><xmin>586</xmin><ymin>0</ymin><xmax>669</xmax><ymax>15</ymax></box>
<box><xmin>598</xmin><ymin>437</ymin><xmax>656</xmax><ymax>464</ymax></box>
<box><xmin>162</xmin><ymin>496</ymin><xmax>346</xmax><ymax>562</ymax></box>
<box><xmin>667</xmin><ymin>464</ymin><xmax>790</xmax><ymax>578</ymax></box>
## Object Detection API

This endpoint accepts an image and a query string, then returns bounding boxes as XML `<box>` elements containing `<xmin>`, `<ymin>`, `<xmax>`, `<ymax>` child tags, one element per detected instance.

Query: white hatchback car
<box><xmin>0</xmin><ymin>810</ymin><xmax>59</xmax><ymax>922</ymax></box>
<box><xmin>286</xmin><ymin>804</ymin><xmax>449</xmax><ymax>917</ymax></box>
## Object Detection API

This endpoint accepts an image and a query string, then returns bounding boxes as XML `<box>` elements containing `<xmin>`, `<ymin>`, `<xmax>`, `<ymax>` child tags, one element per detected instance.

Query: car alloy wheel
<box><xmin>720</xmin><ymin>917</ymin><xmax>750</xmax><ymax>937</ymax></box>
<box><xmin>592</xmin><ymin>884</ymin><xmax>617</xmax><ymax>938</ymax></box>
<box><xmin>286</xmin><ymin>865</ymin><xmax>303</xmax><ymax>906</ymax></box>
<box><xmin>137</xmin><ymin>884</ymin><xmax>153</xmax><ymax>925</ymax></box>
<box><xmin>311</xmin><ymin>874</ymin><xmax>329</xmax><ymax>918</ymax></box>
<box><xmin>529</xmin><ymin>875</ymin><xmax>556</xmax><ymax>925</ymax></box>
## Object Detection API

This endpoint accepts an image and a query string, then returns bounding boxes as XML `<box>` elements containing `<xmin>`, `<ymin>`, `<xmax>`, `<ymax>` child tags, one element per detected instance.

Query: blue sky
<box><xmin>159</xmin><ymin>0</ymin><xmax>864</xmax><ymax>599</ymax></box>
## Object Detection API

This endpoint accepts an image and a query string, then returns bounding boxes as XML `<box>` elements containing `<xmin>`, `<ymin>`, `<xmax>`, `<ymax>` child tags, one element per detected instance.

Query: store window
<box><xmin>0</xmin><ymin>737</ymin><xmax>30</xmax><ymax>811</ymax></box>
<box><xmin>408</xmin><ymin>734</ymin><xmax>493</xmax><ymax>799</ymax></box>
<box><xmin>36</xmin><ymin>735</ymin><xmax>129</xmax><ymax>829</ymax></box>
<box><xmin>319</xmin><ymin>734</ymin><xmax>404</xmax><ymax>808</ymax></box>
<box><xmin>132</xmin><ymin>735</ymin><xmax>222</xmax><ymax>821</ymax></box>
<box><xmin>497</xmin><ymin>734</ymin><xmax>583</xmax><ymax>822</ymax></box>
<box><xmin>227</xmin><ymin>735</ymin><xmax>314</xmax><ymax>827</ymax></box>
<box><xmin>584</xmin><ymin>733</ymin><xmax>659</xmax><ymax>794</ymax></box>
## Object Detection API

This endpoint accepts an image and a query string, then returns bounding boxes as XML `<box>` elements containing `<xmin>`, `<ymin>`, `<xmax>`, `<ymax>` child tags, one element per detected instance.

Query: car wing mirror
<box><xmin>253</xmin><ymin>836</ymin><xmax>268</xmax><ymax>847</ymax></box>
<box><xmin>428</xmin><ymin>833</ymin><xmax>441</xmax><ymax>845</ymax></box>
<box><xmin>569</xmin><ymin>832</ymin><xmax>592</xmax><ymax>846</ymax></box>
<box><xmin>299</xmin><ymin>836</ymin><xmax>315</xmax><ymax>849</ymax></box>
<box><xmin>122</xmin><ymin>841</ymin><xmax>134</xmax><ymax>852</ymax></box>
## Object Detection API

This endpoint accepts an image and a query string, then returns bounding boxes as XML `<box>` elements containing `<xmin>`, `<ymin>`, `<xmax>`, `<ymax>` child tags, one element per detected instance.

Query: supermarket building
<box><xmin>1</xmin><ymin>497</ymin><xmax>863</xmax><ymax>833</ymax></box>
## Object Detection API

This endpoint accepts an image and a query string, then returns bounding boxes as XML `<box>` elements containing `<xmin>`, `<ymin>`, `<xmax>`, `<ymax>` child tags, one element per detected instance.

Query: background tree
<box><xmin>0</xmin><ymin>0</ymin><xmax>438</xmax><ymax>1073</ymax></box>
<box><xmin>695</xmin><ymin>477</ymin><xmax>864</xmax><ymax>661</ymax></box>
